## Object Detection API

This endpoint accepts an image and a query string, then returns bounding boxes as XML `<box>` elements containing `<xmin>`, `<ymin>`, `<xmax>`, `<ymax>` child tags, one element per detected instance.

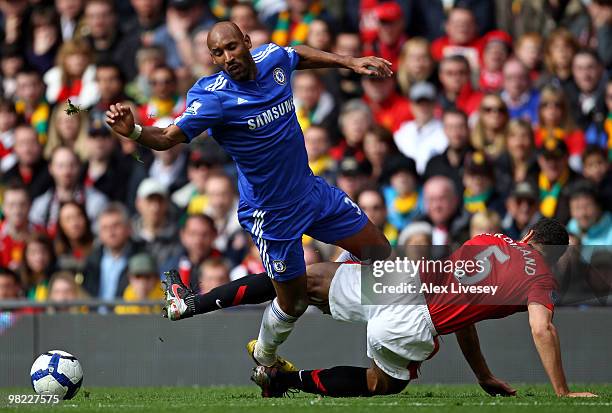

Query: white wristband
<box><xmin>128</xmin><ymin>124</ymin><xmax>142</xmax><ymax>141</ymax></box>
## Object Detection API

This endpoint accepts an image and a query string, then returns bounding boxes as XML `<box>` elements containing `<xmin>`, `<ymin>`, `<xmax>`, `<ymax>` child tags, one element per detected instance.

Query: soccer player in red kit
<box><xmin>165</xmin><ymin>218</ymin><xmax>597</xmax><ymax>398</ymax></box>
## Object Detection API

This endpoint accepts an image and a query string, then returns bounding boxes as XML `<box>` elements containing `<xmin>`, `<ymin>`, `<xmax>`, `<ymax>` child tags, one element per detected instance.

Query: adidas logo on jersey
<box><xmin>237</xmin><ymin>97</ymin><xmax>249</xmax><ymax>105</ymax></box>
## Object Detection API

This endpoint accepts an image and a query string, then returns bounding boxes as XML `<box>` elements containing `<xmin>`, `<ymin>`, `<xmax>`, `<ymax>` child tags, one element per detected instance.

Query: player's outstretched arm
<box><xmin>293</xmin><ymin>44</ymin><xmax>393</xmax><ymax>77</ymax></box>
<box><xmin>528</xmin><ymin>303</ymin><xmax>597</xmax><ymax>397</ymax></box>
<box><xmin>455</xmin><ymin>324</ymin><xmax>516</xmax><ymax>396</ymax></box>
<box><xmin>106</xmin><ymin>103</ymin><xmax>187</xmax><ymax>151</ymax></box>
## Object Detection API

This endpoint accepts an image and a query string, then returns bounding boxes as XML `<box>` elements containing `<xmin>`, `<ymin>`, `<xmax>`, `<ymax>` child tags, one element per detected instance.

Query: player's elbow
<box><xmin>530</xmin><ymin>321</ymin><xmax>555</xmax><ymax>340</ymax></box>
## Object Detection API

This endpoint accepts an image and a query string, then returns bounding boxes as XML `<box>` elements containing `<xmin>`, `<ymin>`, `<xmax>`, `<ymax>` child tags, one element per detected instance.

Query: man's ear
<box><xmin>520</xmin><ymin>229</ymin><xmax>535</xmax><ymax>244</ymax></box>
<box><xmin>244</xmin><ymin>34</ymin><xmax>252</xmax><ymax>50</ymax></box>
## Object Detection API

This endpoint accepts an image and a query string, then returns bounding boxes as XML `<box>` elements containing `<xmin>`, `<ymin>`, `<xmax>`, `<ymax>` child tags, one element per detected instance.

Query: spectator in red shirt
<box><xmin>0</xmin><ymin>125</ymin><xmax>53</xmax><ymax>200</ymax></box>
<box><xmin>362</xmin><ymin>75</ymin><xmax>413</xmax><ymax>132</ymax></box>
<box><xmin>0</xmin><ymin>184</ymin><xmax>35</xmax><ymax>271</ymax></box>
<box><xmin>330</xmin><ymin>99</ymin><xmax>372</xmax><ymax>162</ymax></box>
<box><xmin>363</xmin><ymin>1</ymin><xmax>406</xmax><ymax>71</ymax></box>
<box><xmin>479</xmin><ymin>31</ymin><xmax>512</xmax><ymax>93</ymax></box>
<box><xmin>438</xmin><ymin>55</ymin><xmax>483</xmax><ymax>116</ymax></box>
<box><xmin>431</xmin><ymin>7</ymin><xmax>483</xmax><ymax>71</ymax></box>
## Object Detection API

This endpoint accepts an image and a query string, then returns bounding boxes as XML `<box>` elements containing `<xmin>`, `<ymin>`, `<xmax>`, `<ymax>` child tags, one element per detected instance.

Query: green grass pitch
<box><xmin>1</xmin><ymin>384</ymin><xmax>610</xmax><ymax>413</ymax></box>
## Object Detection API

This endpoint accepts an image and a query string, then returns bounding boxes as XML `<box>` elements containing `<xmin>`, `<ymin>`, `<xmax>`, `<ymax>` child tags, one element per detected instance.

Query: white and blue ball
<box><xmin>30</xmin><ymin>350</ymin><xmax>83</xmax><ymax>399</ymax></box>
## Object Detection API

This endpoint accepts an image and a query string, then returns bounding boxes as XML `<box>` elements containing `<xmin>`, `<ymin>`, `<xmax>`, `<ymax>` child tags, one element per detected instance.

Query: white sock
<box><xmin>335</xmin><ymin>250</ymin><xmax>373</xmax><ymax>265</ymax></box>
<box><xmin>335</xmin><ymin>250</ymin><xmax>360</xmax><ymax>263</ymax></box>
<box><xmin>254</xmin><ymin>298</ymin><xmax>297</xmax><ymax>366</ymax></box>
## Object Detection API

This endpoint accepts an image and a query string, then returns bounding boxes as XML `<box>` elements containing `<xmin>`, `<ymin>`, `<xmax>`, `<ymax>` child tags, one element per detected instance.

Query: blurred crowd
<box><xmin>0</xmin><ymin>0</ymin><xmax>611</xmax><ymax>314</ymax></box>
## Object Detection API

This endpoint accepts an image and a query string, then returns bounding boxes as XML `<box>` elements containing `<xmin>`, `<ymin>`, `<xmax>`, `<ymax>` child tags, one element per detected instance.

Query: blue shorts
<box><xmin>238</xmin><ymin>177</ymin><xmax>369</xmax><ymax>281</ymax></box>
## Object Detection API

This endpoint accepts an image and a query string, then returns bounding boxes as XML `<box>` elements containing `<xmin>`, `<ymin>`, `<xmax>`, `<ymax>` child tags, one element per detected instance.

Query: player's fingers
<box><xmin>371</xmin><ymin>59</ymin><xmax>393</xmax><ymax>77</ymax></box>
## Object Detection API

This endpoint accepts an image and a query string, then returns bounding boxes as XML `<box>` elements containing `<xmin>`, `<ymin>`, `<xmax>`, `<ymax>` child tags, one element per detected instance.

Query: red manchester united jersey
<box><xmin>422</xmin><ymin>233</ymin><xmax>557</xmax><ymax>335</ymax></box>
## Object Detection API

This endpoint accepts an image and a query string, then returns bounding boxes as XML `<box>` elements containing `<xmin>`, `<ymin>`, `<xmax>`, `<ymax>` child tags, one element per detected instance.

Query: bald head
<box><xmin>207</xmin><ymin>21</ymin><xmax>246</xmax><ymax>50</ymax></box>
<box><xmin>207</xmin><ymin>21</ymin><xmax>255</xmax><ymax>81</ymax></box>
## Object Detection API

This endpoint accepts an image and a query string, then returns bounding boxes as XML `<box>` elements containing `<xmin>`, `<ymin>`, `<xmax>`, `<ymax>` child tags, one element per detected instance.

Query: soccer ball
<box><xmin>30</xmin><ymin>350</ymin><xmax>83</xmax><ymax>400</ymax></box>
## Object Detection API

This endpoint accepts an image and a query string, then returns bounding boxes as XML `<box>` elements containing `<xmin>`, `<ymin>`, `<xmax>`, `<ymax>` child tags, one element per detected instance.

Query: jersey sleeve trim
<box><xmin>174</xmin><ymin>91</ymin><xmax>223</xmax><ymax>142</ymax></box>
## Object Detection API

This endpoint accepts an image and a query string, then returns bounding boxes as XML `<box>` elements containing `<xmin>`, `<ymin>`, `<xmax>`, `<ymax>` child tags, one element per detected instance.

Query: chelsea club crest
<box><xmin>273</xmin><ymin>67</ymin><xmax>286</xmax><ymax>85</ymax></box>
<box><xmin>273</xmin><ymin>260</ymin><xmax>287</xmax><ymax>273</ymax></box>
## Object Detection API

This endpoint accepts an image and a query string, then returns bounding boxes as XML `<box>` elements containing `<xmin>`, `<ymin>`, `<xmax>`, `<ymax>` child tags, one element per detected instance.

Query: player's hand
<box><xmin>348</xmin><ymin>56</ymin><xmax>393</xmax><ymax>78</ymax></box>
<box><xmin>106</xmin><ymin>103</ymin><xmax>135</xmax><ymax>137</ymax></box>
<box><xmin>564</xmin><ymin>392</ymin><xmax>598</xmax><ymax>398</ymax></box>
<box><xmin>478</xmin><ymin>376</ymin><xmax>517</xmax><ymax>397</ymax></box>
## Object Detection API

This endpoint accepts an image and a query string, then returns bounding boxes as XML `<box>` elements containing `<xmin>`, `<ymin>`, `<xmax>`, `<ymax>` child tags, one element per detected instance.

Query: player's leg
<box><xmin>253</xmin><ymin>274</ymin><xmax>307</xmax><ymax>366</ymax></box>
<box><xmin>162</xmin><ymin>270</ymin><xmax>276</xmax><ymax>319</ymax></box>
<box><xmin>306</xmin><ymin>179</ymin><xmax>391</xmax><ymax>262</ymax></box>
<box><xmin>251</xmin><ymin>360</ymin><xmax>408</xmax><ymax>397</ymax></box>
<box><xmin>335</xmin><ymin>220</ymin><xmax>391</xmax><ymax>262</ymax></box>
<box><xmin>254</xmin><ymin>262</ymin><xmax>345</xmax><ymax>363</ymax></box>
<box><xmin>252</xmin><ymin>237</ymin><xmax>310</xmax><ymax>367</ymax></box>
<box><xmin>162</xmin><ymin>262</ymin><xmax>339</xmax><ymax>320</ymax></box>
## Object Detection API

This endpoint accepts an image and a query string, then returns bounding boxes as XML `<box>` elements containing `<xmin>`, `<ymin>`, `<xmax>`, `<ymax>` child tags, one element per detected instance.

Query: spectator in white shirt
<box><xmin>393</xmin><ymin>82</ymin><xmax>448</xmax><ymax>174</ymax></box>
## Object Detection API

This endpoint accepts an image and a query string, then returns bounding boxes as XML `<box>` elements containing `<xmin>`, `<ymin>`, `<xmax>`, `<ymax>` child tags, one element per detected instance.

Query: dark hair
<box><xmin>20</xmin><ymin>233</ymin><xmax>57</xmax><ymax>291</ymax></box>
<box><xmin>183</xmin><ymin>213</ymin><xmax>217</xmax><ymax>233</ymax></box>
<box><xmin>582</xmin><ymin>144</ymin><xmax>607</xmax><ymax>163</ymax></box>
<box><xmin>29</xmin><ymin>6</ymin><xmax>61</xmax><ymax>44</ymax></box>
<box><xmin>95</xmin><ymin>61</ymin><xmax>126</xmax><ymax>84</ymax></box>
<box><xmin>0</xmin><ymin>266</ymin><xmax>20</xmax><ymax>285</ymax></box>
<box><xmin>0</xmin><ymin>98</ymin><xmax>17</xmax><ymax>114</ymax></box>
<box><xmin>573</xmin><ymin>48</ymin><xmax>603</xmax><ymax>66</ymax></box>
<box><xmin>2</xmin><ymin>181</ymin><xmax>30</xmax><ymax>200</ymax></box>
<box><xmin>449</xmin><ymin>5</ymin><xmax>476</xmax><ymax>18</ymax></box>
<box><xmin>440</xmin><ymin>54</ymin><xmax>470</xmax><ymax>70</ymax></box>
<box><xmin>16</xmin><ymin>67</ymin><xmax>42</xmax><ymax>79</ymax></box>
<box><xmin>151</xmin><ymin>65</ymin><xmax>177</xmax><ymax>83</ymax></box>
<box><xmin>568</xmin><ymin>180</ymin><xmax>601</xmax><ymax>207</ymax></box>
<box><xmin>529</xmin><ymin>218</ymin><xmax>569</xmax><ymax>246</ymax></box>
<box><xmin>442</xmin><ymin>107</ymin><xmax>468</xmax><ymax>123</ymax></box>
<box><xmin>55</xmin><ymin>201</ymin><xmax>94</xmax><ymax>256</ymax></box>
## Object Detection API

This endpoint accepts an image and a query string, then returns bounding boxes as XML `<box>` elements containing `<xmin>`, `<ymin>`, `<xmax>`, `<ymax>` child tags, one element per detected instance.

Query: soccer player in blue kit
<box><xmin>106</xmin><ymin>22</ymin><xmax>392</xmax><ymax>371</ymax></box>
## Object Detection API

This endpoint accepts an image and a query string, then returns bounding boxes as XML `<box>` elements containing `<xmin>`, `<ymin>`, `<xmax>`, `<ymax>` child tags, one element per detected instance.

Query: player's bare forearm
<box><xmin>528</xmin><ymin>303</ymin><xmax>570</xmax><ymax>396</ymax></box>
<box><xmin>137</xmin><ymin>125</ymin><xmax>187</xmax><ymax>151</ymax></box>
<box><xmin>294</xmin><ymin>45</ymin><xmax>351</xmax><ymax>69</ymax></box>
<box><xmin>106</xmin><ymin>103</ymin><xmax>186</xmax><ymax>151</ymax></box>
<box><xmin>455</xmin><ymin>324</ymin><xmax>493</xmax><ymax>381</ymax></box>
<box><xmin>456</xmin><ymin>324</ymin><xmax>517</xmax><ymax>396</ymax></box>
<box><xmin>293</xmin><ymin>45</ymin><xmax>393</xmax><ymax>77</ymax></box>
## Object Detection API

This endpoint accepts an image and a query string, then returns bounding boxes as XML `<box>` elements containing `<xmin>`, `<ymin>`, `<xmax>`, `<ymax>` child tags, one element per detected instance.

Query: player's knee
<box><xmin>361</xmin><ymin>236</ymin><xmax>391</xmax><ymax>261</ymax></box>
<box><xmin>367</xmin><ymin>369</ymin><xmax>407</xmax><ymax>395</ymax></box>
<box><xmin>277</xmin><ymin>296</ymin><xmax>308</xmax><ymax>317</ymax></box>
<box><xmin>373</xmin><ymin>239</ymin><xmax>392</xmax><ymax>260</ymax></box>
<box><xmin>306</xmin><ymin>263</ymin><xmax>336</xmax><ymax>297</ymax></box>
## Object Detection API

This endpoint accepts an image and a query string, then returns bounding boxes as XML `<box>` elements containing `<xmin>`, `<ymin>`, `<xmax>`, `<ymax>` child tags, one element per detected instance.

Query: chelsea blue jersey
<box><xmin>174</xmin><ymin>43</ymin><xmax>314</xmax><ymax>209</ymax></box>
